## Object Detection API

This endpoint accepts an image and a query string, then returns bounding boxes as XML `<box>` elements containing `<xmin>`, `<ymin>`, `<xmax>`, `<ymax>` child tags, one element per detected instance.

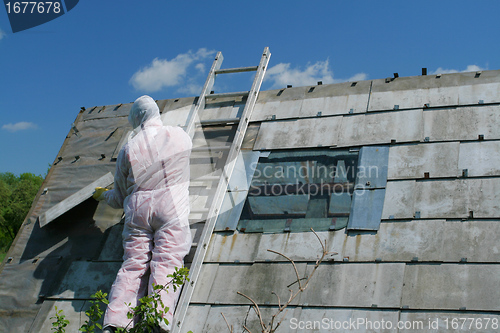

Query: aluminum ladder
<box><xmin>173</xmin><ymin>47</ymin><xmax>271</xmax><ymax>332</ymax></box>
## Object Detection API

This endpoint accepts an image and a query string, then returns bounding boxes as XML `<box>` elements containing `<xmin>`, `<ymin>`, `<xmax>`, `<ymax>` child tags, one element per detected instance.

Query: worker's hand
<box><xmin>93</xmin><ymin>187</ymin><xmax>109</xmax><ymax>201</ymax></box>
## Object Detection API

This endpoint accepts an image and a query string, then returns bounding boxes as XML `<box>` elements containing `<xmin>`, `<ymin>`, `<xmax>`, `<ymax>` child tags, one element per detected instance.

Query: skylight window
<box><xmin>237</xmin><ymin>149</ymin><xmax>359</xmax><ymax>233</ymax></box>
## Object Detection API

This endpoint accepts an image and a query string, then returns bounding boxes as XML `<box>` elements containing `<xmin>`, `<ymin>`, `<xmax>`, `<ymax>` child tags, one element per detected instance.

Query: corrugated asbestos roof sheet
<box><xmin>1</xmin><ymin>69</ymin><xmax>500</xmax><ymax>332</ymax></box>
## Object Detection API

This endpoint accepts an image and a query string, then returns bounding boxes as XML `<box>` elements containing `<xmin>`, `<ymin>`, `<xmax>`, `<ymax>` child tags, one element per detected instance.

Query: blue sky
<box><xmin>0</xmin><ymin>1</ymin><xmax>499</xmax><ymax>177</ymax></box>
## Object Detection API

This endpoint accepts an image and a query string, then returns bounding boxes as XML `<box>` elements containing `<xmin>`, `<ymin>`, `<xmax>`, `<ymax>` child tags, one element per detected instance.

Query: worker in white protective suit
<box><xmin>93</xmin><ymin>95</ymin><xmax>192</xmax><ymax>333</ymax></box>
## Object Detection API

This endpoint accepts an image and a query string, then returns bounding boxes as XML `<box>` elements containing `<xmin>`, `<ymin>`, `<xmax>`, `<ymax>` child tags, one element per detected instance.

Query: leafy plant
<box><xmin>80</xmin><ymin>290</ymin><xmax>109</xmax><ymax>332</ymax></box>
<box><xmin>51</xmin><ymin>267</ymin><xmax>191</xmax><ymax>333</ymax></box>
<box><xmin>50</xmin><ymin>306</ymin><xmax>69</xmax><ymax>333</ymax></box>
<box><xmin>122</xmin><ymin>267</ymin><xmax>190</xmax><ymax>333</ymax></box>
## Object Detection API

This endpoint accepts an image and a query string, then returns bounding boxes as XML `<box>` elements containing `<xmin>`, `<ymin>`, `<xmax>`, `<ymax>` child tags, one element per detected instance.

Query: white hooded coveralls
<box><xmin>102</xmin><ymin>95</ymin><xmax>192</xmax><ymax>330</ymax></box>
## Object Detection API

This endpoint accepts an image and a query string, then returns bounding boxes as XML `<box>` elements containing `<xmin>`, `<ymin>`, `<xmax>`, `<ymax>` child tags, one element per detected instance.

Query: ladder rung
<box><xmin>191</xmin><ymin>145</ymin><xmax>231</xmax><ymax>152</ymax></box>
<box><xmin>215</xmin><ymin>66</ymin><xmax>258</xmax><ymax>74</ymax></box>
<box><xmin>191</xmin><ymin>209</ymin><xmax>210</xmax><ymax>214</ymax></box>
<box><xmin>199</xmin><ymin>118</ymin><xmax>241</xmax><ymax>126</ymax></box>
<box><xmin>196</xmin><ymin>175</ymin><xmax>221</xmax><ymax>181</ymax></box>
<box><xmin>206</xmin><ymin>91</ymin><xmax>249</xmax><ymax>100</ymax></box>
<box><xmin>190</xmin><ymin>175</ymin><xmax>221</xmax><ymax>185</ymax></box>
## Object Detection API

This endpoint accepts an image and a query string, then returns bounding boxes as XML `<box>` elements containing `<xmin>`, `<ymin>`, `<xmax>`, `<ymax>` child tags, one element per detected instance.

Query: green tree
<box><xmin>0</xmin><ymin>172</ymin><xmax>44</xmax><ymax>258</ymax></box>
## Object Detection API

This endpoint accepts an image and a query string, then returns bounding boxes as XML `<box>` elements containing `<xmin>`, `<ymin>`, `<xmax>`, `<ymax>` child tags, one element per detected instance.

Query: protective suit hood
<box><xmin>128</xmin><ymin>95</ymin><xmax>161</xmax><ymax>129</ymax></box>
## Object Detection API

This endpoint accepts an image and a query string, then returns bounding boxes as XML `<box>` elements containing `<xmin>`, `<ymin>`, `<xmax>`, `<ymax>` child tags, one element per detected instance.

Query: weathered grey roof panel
<box><xmin>49</xmin><ymin>261</ymin><xmax>121</xmax><ymax>299</ymax></box>
<box><xmin>205</xmin><ymin>263</ymin><xmax>307</xmax><ymax>305</ymax></box>
<box><xmin>384</xmin><ymin>178</ymin><xmax>500</xmax><ymax>220</ymax></box>
<box><xmin>388</xmin><ymin>142</ymin><xmax>460</xmax><ymax>179</ymax></box>
<box><xmin>301</xmin><ymin>263</ymin><xmax>405</xmax><ymax>307</ymax></box>
<box><xmin>191</xmin><ymin>263</ymin><xmax>219</xmax><ymax>303</ymax></box>
<box><xmin>338</xmin><ymin>110</ymin><xmax>424</xmax><ymax>147</ymax></box>
<box><xmin>161</xmin><ymin>104</ymin><xmax>191</xmax><ymax>128</ymax></box>
<box><xmin>161</xmin><ymin>96</ymin><xmax>197</xmax><ymax>113</ymax></box>
<box><xmin>463</xmin><ymin>178</ymin><xmax>500</xmax><ymax>218</ymax></box>
<box><xmin>201</xmin><ymin>305</ymin><xmax>252</xmax><ymax>332</ymax></box>
<box><xmin>415</xmin><ymin>180</ymin><xmax>469</xmax><ymax>219</ymax></box>
<box><xmin>458</xmin><ymin>141</ymin><xmax>500</xmax><ymax>177</ymax></box>
<box><xmin>81</xmin><ymin>103</ymin><xmax>132</xmax><ymax>121</ymax></box>
<box><xmin>423</xmin><ymin>105</ymin><xmax>500</xmax><ymax>142</ymax></box>
<box><xmin>0</xmin><ymin>312</ymin><xmax>37</xmax><ymax>333</ymax></box>
<box><xmin>415</xmin><ymin>178</ymin><xmax>500</xmax><ymax>219</ymax></box>
<box><xmin>0</xmin><ymin>257</ymin><xmax>60</xmax><ymax>311</ymax></box>
<box><xmin>381</xmin><ymin>180</ymin><xmax>416</xmax><ymax>219</ymax></box>
<box><xmin>368</xmin><ymin>70</ymin><xmax>500</xmax><ymax>111</ymax></box>
<box><xmin>206</xmin><ymin>232</ymin><xmax>262</xmax><ymax>263</ymax></box>
<box><xmin>342</xmin><ymin>220</ymin><xmax>500</xmax><ymax>263</ymax></box>
<box><xmin>182</xmin><ymin>304</ymin><xmax>211</xmax><ymax>333</ymax></box>
<box><xmin>254</xmin><ymin>116</ymin><xmax>342</xmax><ymax>150</ymax></box>
<box><xmin>252</xmin><ymin>81</ymin><xmax>371</xmax><ymax>121</ymax></box>
<box><xmin>402</xmin><ymin>264</ymin><xmax>500</xmax><ymax>311</ymax></box>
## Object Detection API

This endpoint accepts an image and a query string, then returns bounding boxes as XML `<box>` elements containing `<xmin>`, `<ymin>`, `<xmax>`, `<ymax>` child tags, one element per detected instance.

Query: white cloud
<box><xmin>0</xmin><ymin>28</ymin><xmax>5</xmax><ymax>40</ymax></box>
<box><xmin>264</xmin><ymin>59</ymin><xmax>367</xmax><ymax>88</ymax></box>
<box><xmin>347</xmin><ymin>72</ymin><xmax>368</xmax><ymax>82</ymax></box>
<box><xmin>430</xmin><ymin>64</ymin><xmax>486</xmax><ymax>75</ymax></box>
<box><xmin>2</xmin><ymin>122</ymin><xmax>37</xmax><ymax>132</ymax></box>
<box><xmin>130</xmin><ymin>48</ymin><xmax>216</xmax><ymax>92</ymax></box>
<box><xmin>195</xmin><ymin>63</ymin><xmax>206</xmax><ymax>73</ymax></box>
<box><xmin>177</xmin><ymin>83</ymin><xmax>203</xmax><ymax>96</ymax></box>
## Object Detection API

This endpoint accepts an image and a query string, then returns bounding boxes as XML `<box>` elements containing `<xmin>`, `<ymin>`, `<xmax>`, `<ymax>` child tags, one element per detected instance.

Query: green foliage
<box><xmin>167</xmin><ymin>266</ymin><xmax>190</xmax><ymax>293</ymax></box>
<box><xmin>122</xmin><ymin>267</ymin><xmax>190</xmax><ymax>333</ymax></box>
<box><xmin>52</xmin><ymin>267</ymin><xmax>191</xmax><ymax>333</ymax></box>
<box><xmin>0</xmin><ymin>172</ymin><xmax>44</xmax><ymax>254</ymax></box>
<box><xmin>50</xmin><ymin>306</ymin><xmax>69</xmax><ymax>333</ymax></box>
<box><xmin>80</xmin><ymin>290</ymin><xmax>109</xmax><ymax>332</ymax></box>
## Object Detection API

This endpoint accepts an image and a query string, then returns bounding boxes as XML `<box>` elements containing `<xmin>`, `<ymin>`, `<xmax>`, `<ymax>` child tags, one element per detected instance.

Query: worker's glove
<box><xmin>93</xmin><ymin>187</ymin><xmax>109</xmax><ymax>201</ymax></box>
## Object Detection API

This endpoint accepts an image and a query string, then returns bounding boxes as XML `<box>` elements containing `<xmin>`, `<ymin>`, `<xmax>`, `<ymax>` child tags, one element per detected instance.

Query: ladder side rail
<box><xmin>185</xmin><ymin>52</ymin><xmax>224</xmax><ymax>139</ymax></box>
<box><xmin>173</xmin><ymin>47</ymin><xmax>270</xmax><ymax>332</ymax></box>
